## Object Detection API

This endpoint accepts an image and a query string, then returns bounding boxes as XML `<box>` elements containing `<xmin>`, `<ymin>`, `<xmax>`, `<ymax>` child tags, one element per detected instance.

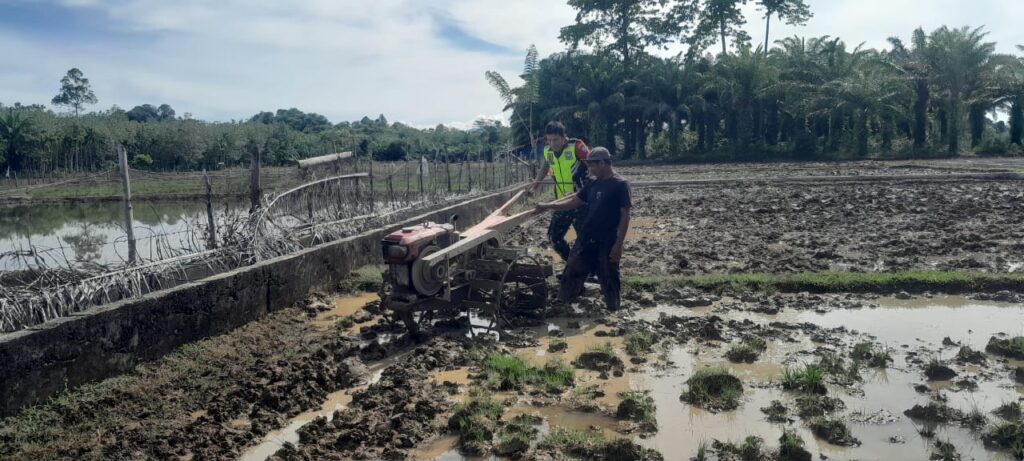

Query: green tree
<box><xmin>689</xmin><ymin>0</ymin><xmax>749</xmax><ymax>57</ymax></box>
<box><xmin>0</xmin><ymin>110</ymin><xmax>42</xmax><ymax>170</ymax></box>
<box><xmin>886</xmin><ymin>28</ymin><xmax>933</xmax><ymax>152</ymax></box>
<box><xmin>486</xmin><ymin>45</ymin><xmax>541</xmax><ymax>151</ymax></box>
<box><xmin>560</xmin><ymin>0</ymin><xmax>686</xmax><ymax>65</ymax></box>
<box><xmin>51</xmin><ymin>68</ymin><xmax>98</xmax><ymax>116</ymax></box>
<box><xmin>921</xmin><ymin>26</ymin><xmax>997</xmax><ymax>154</ymax></box>
<box><xmin>756</xmin><ymin>0</ymin><xmax>812</xmax><ymax>56</ymax></box>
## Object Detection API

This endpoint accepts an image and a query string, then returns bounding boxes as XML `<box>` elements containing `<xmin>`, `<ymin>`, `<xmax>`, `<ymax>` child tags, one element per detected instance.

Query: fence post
<box><xmin>368</xmin><ymin>149</ymin><xmax>375</xmax><ymax>212</ymax></box>
<box><xmin>118</xmin><ymin>146</ymin><xmax>138</xmax><ymax>265</ymax></box>
<box><xmin>203</xmin><ymin>169</ymin><xmax>217</xmax><ymax>249</ymax></box>
<box><xmin>445</xmin><ymin>154</ymin><xmax>452</xmax><ymax>193</ymax></box>
<box><xmin>249</xmin><ymin>143</ymin><xmax>261</xmax><ymax>213</ymax></box>
<box><xmin>387</xmin><ymin>162</ymin><xmax>395</xmax><ymax>206</ymax></box>
<box><xmin>418</xmin><ymin>156</ymin><xmax>425</xmax><ymax>200</ymax></box>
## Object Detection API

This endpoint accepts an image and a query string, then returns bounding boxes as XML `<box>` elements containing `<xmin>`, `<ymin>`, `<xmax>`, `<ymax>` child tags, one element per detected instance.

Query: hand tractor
<box><xmin>379</xmin><ymin>189</ymin><xmax>558</xmax><ymax>338</ymax></box>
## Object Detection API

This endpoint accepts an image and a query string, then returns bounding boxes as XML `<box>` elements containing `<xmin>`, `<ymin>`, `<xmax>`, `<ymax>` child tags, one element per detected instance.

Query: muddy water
<box><xmin>419</xmin><ymin>296</ymin><xmax>1022</xmax><ymax>461</ymax></box>
<box><xmin>310</xmin><ymin>292</ymin><xmax>379</xmax><ymax>330</ymax></box>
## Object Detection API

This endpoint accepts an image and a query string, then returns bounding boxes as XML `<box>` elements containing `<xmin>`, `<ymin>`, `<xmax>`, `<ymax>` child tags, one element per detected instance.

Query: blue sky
<box><xmin>1</xmin><ymin>0</ymin><xmax>1021</xmax><ymax>128</ymax></box>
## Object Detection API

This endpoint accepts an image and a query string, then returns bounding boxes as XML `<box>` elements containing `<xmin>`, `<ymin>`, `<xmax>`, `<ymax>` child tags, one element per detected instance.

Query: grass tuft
<box><xmin>624</xmin><ymin>332</ymin><xmax>658</xmax><ymax>357</ymax></box>
<box><xmin>482</xmin><ymin>354</ymin><xmax>574</xmax><ymax>393</ymax></box>
<box><xmin>681</xmin><ymin>368</ymin><xmax>743</xmax><ymax>412</ymax></box>
<box><xmin>781</xmin><ymin>364</ymin><xmax>827</xmax><ymax>395</ymax></box>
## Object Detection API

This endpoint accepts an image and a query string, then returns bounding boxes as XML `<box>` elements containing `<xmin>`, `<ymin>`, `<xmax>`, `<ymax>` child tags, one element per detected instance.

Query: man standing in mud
<box><xmin>535</xmin><ymin>147</ymin><xmax>630</xmax><ymax>311</ymax></box>
<box><xmin>526</xmin><ymin>121</ymin><xmax>590</xmax><ymax>262</ymax></box>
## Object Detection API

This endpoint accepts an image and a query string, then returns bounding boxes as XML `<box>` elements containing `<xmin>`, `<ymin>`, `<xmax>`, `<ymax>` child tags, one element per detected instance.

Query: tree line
<box><xmin>489</xmin><ymin>0</ymin><xmax>1024</xmax><ymax>161</ymax></box>
<box><xmin>0</xmin><ymin>69</ymin><xmax>511</xmax><ymax>174</ymax></box>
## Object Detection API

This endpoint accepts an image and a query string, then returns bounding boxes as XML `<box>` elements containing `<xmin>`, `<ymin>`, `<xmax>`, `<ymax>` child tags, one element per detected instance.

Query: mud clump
<box><xmin>681</xmin><ymin>368</ymin><xmax>743</xmax><ymax>412</ymax></box>
<box><xmin>778</xmin><ymin>429</ymin><xmax>813</xmax><ymax>461</ymax></box>
<box><xmin>795</xmin><ymin>394</ymin><xmax>845</xmax><ymax>418</ymax></box>
<box><xmin>276</xmin><ymin>337</ymin><xmax>470</xmax><ymax>460</ymax></box>
<box><xmin>286</xmin><ymin>366</ymin><xmax>450</xmax><ymax>460</ymax></box>
<box><xmin>615</xmin><ymin>391</ymin><xmax>657</xmax><ymax>432</ymax></box>
<box><xmin>761</xmin><ymin>400</ymin><xmax>790</xmax><ymax>423</ymax></box>
<box><xmin>726</xmin><ymin>337</ymin><xmax>767</xmax><ymax>363</ymax></box>
<box><xmin>535</xmin><ymin>426</ymin><xmax>663</xmax><ymax>461</ymax></box>
<box><xmin>447</xmin><ymin>390</ymin><xmax>504</xmax><ymax>455</ymax></box>
<box><xmin>904</xmin><ymin>401</ymin><xmax>965</xmax><ymax>424</ymax></box>
<box><xmin>985</xmin><ymin>336</ymin><xmax>1024</xmax><ymax>359</ymax></box>
<box><xmin>955</xmin><ymin>346</ymin><xmax>986</xmax><ymax>365</ymax></box>
<box><xmin>924</xmin><ymin>361</ymin><xmax>957</xmax><ymax>381</ymax></box>
<box><xmin>809</xmin><ymin>417</ymin><xmax>861</xmax><ymax>447</ymax></box>
<box><xmin>573</xmin><ymin>343</ymin><xmax>625</xmax><ymax>375</ymax></box>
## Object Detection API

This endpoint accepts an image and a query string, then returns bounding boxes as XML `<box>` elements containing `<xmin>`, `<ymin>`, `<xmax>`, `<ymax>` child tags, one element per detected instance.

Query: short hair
<box><xmin>544</xmin><ymin>121</ymin><xmax>566</xmax><ymax>137</ymax></box>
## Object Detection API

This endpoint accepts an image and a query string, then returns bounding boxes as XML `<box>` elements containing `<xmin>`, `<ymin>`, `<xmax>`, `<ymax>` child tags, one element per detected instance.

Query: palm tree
<box><xmin>921</xmin><ymin>26</ymin><xmax>997</xmax><ymax>154</ymax></box>
<box><xmin>486</xmin><ymin>45</ymin><xmax>541</xmax><ymax>152</ymax></box>
<box><xmin>991</xmin><ymin>46</ymin><xmax>1024</xmax><ymax>146</ymax></box>
<box><xmin>0</xmin><ymin>110</ymin><xmax>41</xmax><ymax>171</ymax></box>
<box><xmin>886</xmin><ymin>28</ymin><xmax>932</xmax><ymax>152</ymax></box>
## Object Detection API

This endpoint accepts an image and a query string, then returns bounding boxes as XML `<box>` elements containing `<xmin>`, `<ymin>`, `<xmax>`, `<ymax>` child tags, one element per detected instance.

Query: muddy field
<box><xmin>2</xmin><ymin>161</ymin><xmax>1024</xmax><ymax>461</ymax></box>
<box><xmin>513</xmin><ymin>178</ymin><xmax>1024</xmax><ymax>276</ymax></box>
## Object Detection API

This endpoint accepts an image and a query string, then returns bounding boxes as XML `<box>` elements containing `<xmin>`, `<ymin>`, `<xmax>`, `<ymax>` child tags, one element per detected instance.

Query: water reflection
<box><xmin>0</xmin><ymin>200</ymin><xmax>241</xmax><ymax>270</ymax></box>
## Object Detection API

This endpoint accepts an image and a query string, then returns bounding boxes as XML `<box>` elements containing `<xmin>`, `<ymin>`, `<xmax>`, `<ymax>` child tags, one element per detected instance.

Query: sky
<box><xmin>1</xmin><ymin>0</ymin><xmax>1022</xmax><ymax>129</ymax></box>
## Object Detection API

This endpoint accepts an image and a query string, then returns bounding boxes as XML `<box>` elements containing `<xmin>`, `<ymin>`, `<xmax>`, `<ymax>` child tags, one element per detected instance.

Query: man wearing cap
<box><xmin>535</xmin><ymin>147</ymin><xmax>631</xmax><ymax>311</ymax></box>
<box><xmin>527</xmin><ymin>121</ymin><xmax>590</xmax><ymax>262</ymax></box>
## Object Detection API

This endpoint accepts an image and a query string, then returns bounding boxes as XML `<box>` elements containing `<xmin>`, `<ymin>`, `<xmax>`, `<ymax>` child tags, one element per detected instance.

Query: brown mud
<box><xmin>3</xmin><ymin>161</ymin><xmax>1024</xmax><ymax>461</ymax></box>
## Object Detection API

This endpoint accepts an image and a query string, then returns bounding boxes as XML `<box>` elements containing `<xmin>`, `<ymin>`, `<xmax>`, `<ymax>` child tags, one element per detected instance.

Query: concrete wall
<box><xmin>0</xmin><ymin>189</ymin><xmax>518</xmax><ymax>417</ymax></box>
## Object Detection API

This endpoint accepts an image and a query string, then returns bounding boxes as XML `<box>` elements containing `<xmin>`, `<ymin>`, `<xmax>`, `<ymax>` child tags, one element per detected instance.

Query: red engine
<box><xmin>381</xmin><ymin>222</ymin><xmax>454</xmax><ymax>298</ymax></box>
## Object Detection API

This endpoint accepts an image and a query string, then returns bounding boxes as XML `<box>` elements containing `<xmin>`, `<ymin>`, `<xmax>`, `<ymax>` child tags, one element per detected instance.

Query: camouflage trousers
<box><xmin>548</xmin><ymin>208</ymin><xmax>585</xmax><ymax>262</ymax></box>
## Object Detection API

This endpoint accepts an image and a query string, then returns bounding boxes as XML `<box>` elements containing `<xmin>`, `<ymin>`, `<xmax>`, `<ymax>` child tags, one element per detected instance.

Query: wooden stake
<box><xmin>203</xmin><ymin>169</ymin><xmax>217</xmax><ymax>249</ymax></box>
<box><xmin>118</xmin><ymin>146</ymin><xmax>137</xmax><ymax>264</ymax></box>
<box><xmin>249</xmin><ymin>143</ymin><xmax>262</xmax><ymax>213</ymax></box>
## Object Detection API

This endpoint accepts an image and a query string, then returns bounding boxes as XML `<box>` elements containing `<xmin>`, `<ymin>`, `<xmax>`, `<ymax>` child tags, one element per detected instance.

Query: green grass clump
<box><xmin>982</xmin><ymin>420</ymin><xmax>1024</xmax><ymax>458</ymax></box>
<box><xmin>809</xmin><ymin>417</ymin><xmax>861</xmax><ymax>447</ymax></box>
<box><xmin>681</xmin><ymin>368</ymin><xmax>743</xmax><ymax>412</ymax></box>
<box><xmin>548</xmin><ymin>337</ymin><xmax>568</xmax><ymax>353</ymax></box>
<box><xmin>572</xmin><ymin>342</ymin><xmax>624</xmax><ymax>372</ymax></box>
<box><xmin>338</xmin><ymin>265</ymin><xmax>385</xmax><ymax>293</ymax></box>
<box><xmin>726</xmin><ymin>337</ymin><xmax>768</xmax><ymax>363</ymax></box>
<box><xmin>615</xmin><ymin>391</ymin><xmax>657</xmax><ymax>430</ymax></box>
<box><xmin>537</xmin><ymin>426</ymin><xmax>662</xmax><ymax>460</ymax></box>
<box><xmin>955</xmin><ymin>345</ymin><xmax>986</xmax><ymax>364</ymax></box>
<box><xmin>335</xmin><ymin>316</ymin><xmax>354</xmax><ymax>329</ymax></box>
<box><xmin>995</xmin><ymin>401</ymin><xmax>1023</xmax><ymax>420</ymax></box>
<box><xmin>932</xmin><ymin>439</ymin><xmax>960</xmax><ymax>461</ymax></box>
<box><xmin>494</xmin><ymin>414</ymin><xmax>540</xmax><ymax>457</ymax></box>
<box><xmin>986</xmin><ymin>336</ymin><xmax>1024</xmax><ymax>359</ymax></box>
<box><xmin>778</xmin><ymin>429</ymin><xmax>812</xmax><ymax>461</ymax></box>
<box><xmin>795</xmin><ymin>394</ymin><xmax>845</xmax><ymax>418</ymax></box>
<box><xmin>781</xmin><ymin>364</ymin><xmax>827</xmax><ymax>395</ymax></box>
<box><xmin>447</xmin><ymin>389</ymin><xmax>504</xmax><ymax>454</ymax></box>
<box><xmin>850</xmin><ymin>342</ymin><xmax>892</xmax><ymax>368</ymax></box>
<box><xmin>482</xmin><ymin>354</ymin><xmax>575</xmax><ymax>393</ymax></box>
<box><xmin>624</xmin><ymin>332</ymin><xmax>658</xmax><ymax>357</ymax></box>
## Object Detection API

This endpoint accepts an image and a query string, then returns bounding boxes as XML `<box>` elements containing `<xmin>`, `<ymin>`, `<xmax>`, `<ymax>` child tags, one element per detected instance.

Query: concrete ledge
<box><xmin>0</xmin><ymin>189</ymin><xmax>518</xmax><ymax>417</ymax></box>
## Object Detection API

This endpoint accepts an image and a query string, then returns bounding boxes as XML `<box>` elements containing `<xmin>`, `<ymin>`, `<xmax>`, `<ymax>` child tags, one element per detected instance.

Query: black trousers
<box><xmin>558</xmin><ymin>238</ymin><xmax>621</xmax><ymax>311</ymax></box>
<box><xmin>547</xmin><ymin>208</ymin><xmax>585</xmax><ymax>261</ymax></box>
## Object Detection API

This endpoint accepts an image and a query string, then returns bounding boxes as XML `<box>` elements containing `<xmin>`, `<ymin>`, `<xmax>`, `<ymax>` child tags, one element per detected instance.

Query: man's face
<box><xmin>585</xmin><ymin>160</ymin><xmax>609</xmax><ymax>176</ymax></box>
<box><xmin>545</xmin><ymin>134</ymin><xmax>566</xmax><ymax>151</ymax></box>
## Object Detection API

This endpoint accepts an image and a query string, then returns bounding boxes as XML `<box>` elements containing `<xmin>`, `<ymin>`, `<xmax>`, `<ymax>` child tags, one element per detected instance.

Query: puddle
<box><xmin>310</xmin><ymin>292</ymin><xmax>379</xmax><ymax>330</ymax></box>
<box><xmin>791</xmin><ymin>295</ymin><xmax>1024</xmax><ymax>351</ymax></box>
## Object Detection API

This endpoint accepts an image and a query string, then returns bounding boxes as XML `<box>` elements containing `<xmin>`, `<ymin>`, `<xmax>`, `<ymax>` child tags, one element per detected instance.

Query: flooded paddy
<box><xmin>405</xmin><ymin>294</ymin><xmax>1024</xmax><ymax>461</ymax></box>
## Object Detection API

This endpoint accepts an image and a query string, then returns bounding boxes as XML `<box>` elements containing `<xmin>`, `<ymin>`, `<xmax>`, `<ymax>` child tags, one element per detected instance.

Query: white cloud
<box><xmin>3</xmin><ymin>0</ymin><xmax>1023</xmax><ymax>127</ymax></box>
